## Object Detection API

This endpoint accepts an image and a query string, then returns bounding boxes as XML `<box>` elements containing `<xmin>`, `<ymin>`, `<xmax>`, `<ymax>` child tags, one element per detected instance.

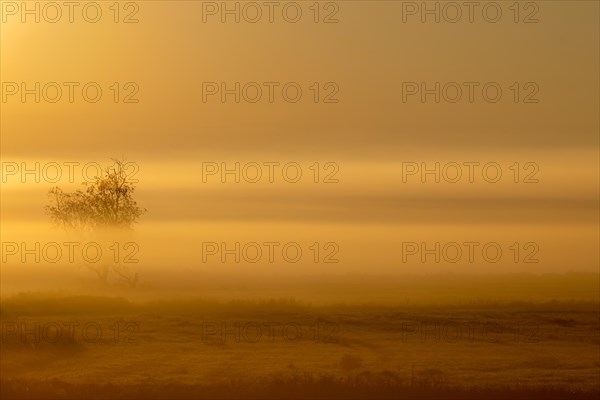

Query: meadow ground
<box><xmin>1</xmin><ymin>293</ymin><xmax>599</xmax><ymax>399</ymax></box>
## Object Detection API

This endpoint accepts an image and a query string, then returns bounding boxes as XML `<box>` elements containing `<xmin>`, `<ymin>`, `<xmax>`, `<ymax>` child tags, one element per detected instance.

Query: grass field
<box><xmin>1</xmin><ymin>290</ymin><xmax>599</xmax><ymax>399</ymax></box>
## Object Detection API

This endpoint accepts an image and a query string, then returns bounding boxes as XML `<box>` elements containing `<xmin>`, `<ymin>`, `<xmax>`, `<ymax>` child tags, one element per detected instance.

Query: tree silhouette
<box><xmin>45</xmin><ymin>158</ymin><xmax>146</xmax><ymax>286</ymax></box>
<box><xmin>46</xmin><ymin>159</ymin><xmax>146</xmax><ymax>231</ymax></box>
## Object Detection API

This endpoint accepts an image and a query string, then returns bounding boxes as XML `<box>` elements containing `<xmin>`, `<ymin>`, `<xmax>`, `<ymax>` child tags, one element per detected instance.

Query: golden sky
<box><xmin>1</xmin><ymin>1</ymin><xmax>598</xmax><ymax>284</ymax></box>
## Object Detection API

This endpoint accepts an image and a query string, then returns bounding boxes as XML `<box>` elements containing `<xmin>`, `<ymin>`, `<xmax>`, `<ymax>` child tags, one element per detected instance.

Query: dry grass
<box><xmin>1</xmin><ymin>294</ymin><xmax>599</xmax><ymax>399</ymax></box>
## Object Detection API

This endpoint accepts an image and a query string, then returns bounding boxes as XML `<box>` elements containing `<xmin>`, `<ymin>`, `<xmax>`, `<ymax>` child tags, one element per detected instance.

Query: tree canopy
<box><xmin>45</xmin><ymin>159</ymin><xmax>146</xmax><ymax>231</ymax></box>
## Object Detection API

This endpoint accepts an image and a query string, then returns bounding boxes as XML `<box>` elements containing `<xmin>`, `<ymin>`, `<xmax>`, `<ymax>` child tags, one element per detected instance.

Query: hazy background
<box><xmin>1</xmin><ymin>0</ymin><xmax>598</xmax><ymax>297</ymax></box>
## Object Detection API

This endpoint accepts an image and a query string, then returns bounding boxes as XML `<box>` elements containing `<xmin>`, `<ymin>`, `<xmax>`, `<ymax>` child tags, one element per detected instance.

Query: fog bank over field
<box><xmin>2</xmin><ymin>151</ymin><xmax>598</xmax><ymax>301</ymax></box>
<box><xmin>1</xmin><ymin>220</ymin><xmax>598</xmax><ymax>303</ymax></box>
